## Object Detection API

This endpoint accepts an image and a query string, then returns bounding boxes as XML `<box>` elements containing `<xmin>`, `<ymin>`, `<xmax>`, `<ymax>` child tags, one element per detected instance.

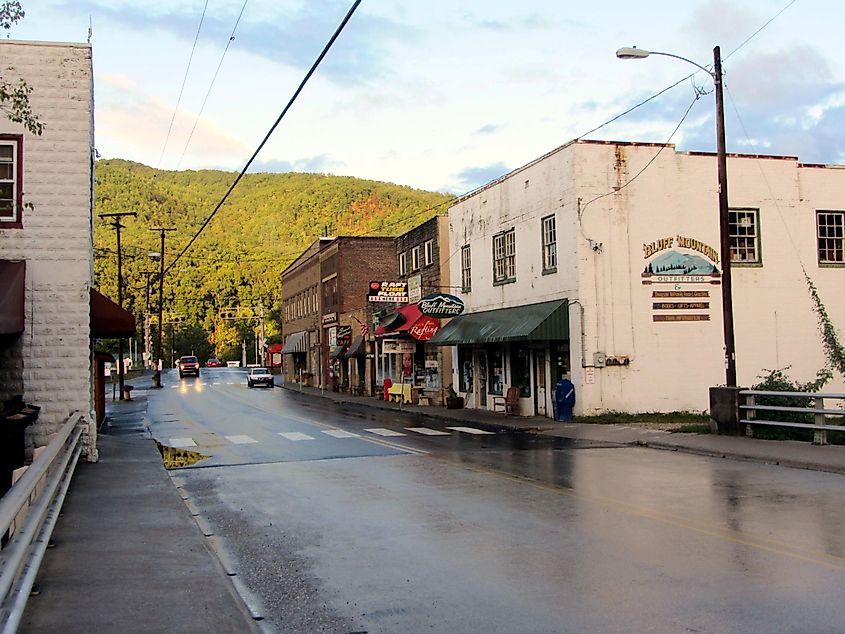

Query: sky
<box><xmin>10</xmin><ymin>0</ymin><xmax>845</xmax><ymax>194</ymax></box>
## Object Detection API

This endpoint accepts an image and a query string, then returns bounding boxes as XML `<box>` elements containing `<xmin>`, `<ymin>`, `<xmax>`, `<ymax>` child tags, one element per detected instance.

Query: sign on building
<box><xmin>382</xmin><ymin>340</ymin><xmax>417</xmax><ymax>354</ymax></box>
<box><xmin>336</xmin><ymin>325</ymin><xmax>352</xmax><ymax>345</ymax></box>
<box><xmin>408</xmin><ymin>274</ymin><xmax>422</xmax><ymax>303</ymax></box>
<box><xmin>368</xmin><ymin>281</ymin><xmax>409</xmax><ymax>303</ymax></box>
<box><xmin>418</xmin><ymin>293</ymin><xmax>465</xmax><ymax>317</ymax></box>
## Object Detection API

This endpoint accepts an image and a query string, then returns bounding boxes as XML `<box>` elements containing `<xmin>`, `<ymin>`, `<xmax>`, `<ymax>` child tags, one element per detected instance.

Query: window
<box><xmin>488</xmin><ymin>346</ymin><xmax>504</xmax><ymax>396</ymax></box>
<box><xmin>424</xmin><ymin>239</ymin><xmax>434</xmax><ymax>266</ymax></box>
<box><xmin>729</xmin><ymin>208</ymin><xmax>761</xmax><ymax>264</ymax></box>
<box><xmin>461</xmin><ymin>245</ymin><xmax>472</xmax><ymax>292</ymax></box>
<box><xmin>458</xmin><ymin>346</ymin><xmax>473</xmax><ymax>393</ymax></box>
<box><xmin>493</xmin><ymin>229</ymin><xmax>516</xmax><ymax>283</ymax></box>
<box><xmin>399</xmin><ymin>252</ymin><xmax>407</xmax><ymax>276</ymax></box>
<box><xmin>511</xmin><ymin>344</ymin><xmax>531</xmax><ymax>397</ymax></box>
<box><xmin>817</xmin><ymin>211</ymin><xmax>844</xmax><ymax>264</ymax></box>
<box><xmin>411</xmin><ymin>245</ymin><xmax>421</xmax><ymax>271</ymax></box>
<box><xmin>541</xmin><ymin>215</ymin><xmax>557</xmax><ymax>272</ymax></box>
<box><xmin>0</xmin><ymin>136</ymin><xmax>22</xmax><ymax>227</ymax></box>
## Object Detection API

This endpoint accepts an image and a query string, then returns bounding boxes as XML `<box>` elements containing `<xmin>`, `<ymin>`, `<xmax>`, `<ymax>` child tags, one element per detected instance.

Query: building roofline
<box><xmin>0</xmin><ymin>39</ymin><xmax>91</xmax><ymax>49</ymax></box>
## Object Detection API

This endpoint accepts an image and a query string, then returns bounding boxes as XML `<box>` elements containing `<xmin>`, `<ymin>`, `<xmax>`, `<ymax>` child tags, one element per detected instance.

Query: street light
<box><xmin>616</xmin><ymin>45</ymin><xmax>736</xmax><ymax>387</ymax></box>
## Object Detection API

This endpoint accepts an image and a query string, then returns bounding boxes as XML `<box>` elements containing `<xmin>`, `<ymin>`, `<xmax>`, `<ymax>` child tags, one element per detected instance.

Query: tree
<box><xmin>0</xmin><ymin>1</ymin><xmax>43</xmax><ymax>135</ymax></box>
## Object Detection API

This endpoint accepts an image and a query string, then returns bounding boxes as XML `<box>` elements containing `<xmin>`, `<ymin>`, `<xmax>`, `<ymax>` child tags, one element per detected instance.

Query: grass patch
<box><xmin>570</xmin><ymin>411</ymin><xmax>709</xmax><ymax>425</ymax></box>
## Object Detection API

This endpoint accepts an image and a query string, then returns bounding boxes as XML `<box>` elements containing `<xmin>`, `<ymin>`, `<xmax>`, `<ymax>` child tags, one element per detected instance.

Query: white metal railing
<box><xmin>740</xmin><ymin>390</ymin><xmax>845</xmax><ymax>445</ymax></box>
<box><xmin>0</xmin><ymin>412</ymin><xmax>85</xmax><ymax>632</ymax></box>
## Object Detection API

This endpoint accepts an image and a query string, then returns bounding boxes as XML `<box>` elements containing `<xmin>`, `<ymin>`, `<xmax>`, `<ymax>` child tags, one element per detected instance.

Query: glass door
<box><xmin>535</xmin><ymin>350</ymin><xmax>547</xmax><ymax>416</ymax></box>
<box><xmin>477</xmin><ymin>349</ymin><xmax>487</xmax><ymax>408</ymax></box>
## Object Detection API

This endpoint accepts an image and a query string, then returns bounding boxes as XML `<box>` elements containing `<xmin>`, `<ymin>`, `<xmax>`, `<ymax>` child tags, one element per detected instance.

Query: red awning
<box><xmin>375</xmin><ymin>303</ymin><xmax>423</xmax><ymax>336</ymax></box>
<box><xmin>90</xmin><ymin>288</ymin><xmax>135</xmax><ymax>338</ymax></box>
<box><xmin>0</xmin><ymin>260</ymin><xmax>25</xmax><ymax>335</ymax></box>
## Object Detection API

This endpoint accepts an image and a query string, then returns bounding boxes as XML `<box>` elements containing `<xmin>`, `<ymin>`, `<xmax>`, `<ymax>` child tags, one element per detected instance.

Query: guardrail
<box><xmin>0</xmin><ymin>412</ymin><xmax>85</xmax><ymax>633</ymax></box>
<box><xmin>740</xmin><ymin>390</ymin><xmax>845</xmax><ymax>445</ymax></box>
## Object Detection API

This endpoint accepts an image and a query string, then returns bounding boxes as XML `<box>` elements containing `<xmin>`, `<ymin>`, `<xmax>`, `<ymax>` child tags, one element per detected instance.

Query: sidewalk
<box><xmin>280</xmin><ymin>381</ymin><xmax>845</xmax><ymax>475</ymax></box>
<box><xmin>20</xmin><ymin>373</ymin><xmax>260</xmax><ymax>634</ymax></box>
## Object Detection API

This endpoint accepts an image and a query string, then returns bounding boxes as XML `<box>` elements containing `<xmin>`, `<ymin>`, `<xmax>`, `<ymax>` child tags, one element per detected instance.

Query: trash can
<box><xmin>554</xmin><ymin>379</ymin><xmax>575</xmax><ymax>422</ymax></box>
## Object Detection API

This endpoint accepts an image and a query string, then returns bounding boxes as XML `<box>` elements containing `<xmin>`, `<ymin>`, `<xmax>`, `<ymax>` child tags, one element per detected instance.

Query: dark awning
<box><xmin>344</xmin><ymin>335</ymin><xmax>366</xmax><ymax>358</ymax></box>
<box><xmin>428</xmin><ymin>299</ymin><xmax>569</xmax><ymax>345</ymax></box>
<box><xmin>281</xmin><ymin>331</ymin><xmax>308</xmax><ymax>354</ymax></box>
<box><xmin>90</xmin><ymin>288</ymin><xmax>135</xmax><ymax>338</ymax></box>
<box><xmin>329</xmin><ymin>345</ymin><xmax>346</xmax><ymax>360</ymax></box>
<box><xmin>0</xmin><ymin>260</ymin><xmax>25</xmax><ymax>335</ymax></box>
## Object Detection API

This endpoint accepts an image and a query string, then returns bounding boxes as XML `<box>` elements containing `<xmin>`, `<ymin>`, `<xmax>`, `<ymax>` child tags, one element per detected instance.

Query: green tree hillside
<box><xmin>93</xmin><ymin>159</ymin><xmax>453</xmax><ymax>361</ymax></box>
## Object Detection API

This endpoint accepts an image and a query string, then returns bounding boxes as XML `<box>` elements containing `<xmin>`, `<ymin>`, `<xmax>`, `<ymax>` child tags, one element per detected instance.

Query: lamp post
<box><xmin>616</xmin><ymin>46</ymin><xmax>736</xmax><ymax>387</ymax></box>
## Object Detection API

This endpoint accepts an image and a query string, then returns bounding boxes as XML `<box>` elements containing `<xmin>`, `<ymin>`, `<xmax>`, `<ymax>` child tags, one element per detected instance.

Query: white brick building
<box><xmin>0</xmin><ymin>41</ymin><xmax>99</xmax><ymax>459</ymax></box>
<box><xmin>435</xmin><ymin>140</ymin><xmax>845</xmax><ymax>416</ymax></box>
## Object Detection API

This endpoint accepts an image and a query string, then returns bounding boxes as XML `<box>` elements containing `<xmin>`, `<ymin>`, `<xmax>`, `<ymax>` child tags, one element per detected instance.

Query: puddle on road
<box><xmin>155</xmin><ymin>441</ymin><xmax>209</xmax><ymax>469</ymax></box>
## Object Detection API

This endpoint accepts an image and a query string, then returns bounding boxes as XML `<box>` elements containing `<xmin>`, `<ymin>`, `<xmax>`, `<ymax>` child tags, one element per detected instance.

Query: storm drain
<box><xmin>155</xmin><ymin>441</ymin><xmax>209</xmax><ymax>469</ymax></box>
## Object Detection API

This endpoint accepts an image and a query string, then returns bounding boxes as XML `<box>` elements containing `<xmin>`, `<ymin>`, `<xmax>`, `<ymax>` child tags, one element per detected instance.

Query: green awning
<box><xmin>428</xmin><ymin>299</ymin><xmax>569</xmax><ymax>345</ymax></box>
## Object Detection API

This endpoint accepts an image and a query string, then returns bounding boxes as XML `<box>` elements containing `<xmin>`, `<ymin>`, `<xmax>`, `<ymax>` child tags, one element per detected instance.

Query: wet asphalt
<box><xmin>145</xmin><ymin>369</ymin><xmax>845</xmax><ymax>633</ymax></box>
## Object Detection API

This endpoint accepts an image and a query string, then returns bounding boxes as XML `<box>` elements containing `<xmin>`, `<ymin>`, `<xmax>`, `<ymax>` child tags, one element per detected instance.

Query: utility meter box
<box><xmin>593</xmin><ymin>352</ymin><xmax>607</xmax><ymax>368</ymax></box>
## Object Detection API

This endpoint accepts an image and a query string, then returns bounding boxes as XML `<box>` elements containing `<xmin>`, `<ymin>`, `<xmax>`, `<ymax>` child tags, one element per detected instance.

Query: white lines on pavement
<box><xmin>365</xmin><ymin>428</ymin><xmax>407</xmax><ymax>437</ymax></box>
<box><xmin>169</xmin><ymin>437</ymin><xmax>196</xmax><ymax>447</ymax></box>
<box><xmin>322</xmin><ymin>429</ymin><xmax>360</xmax><ymax>438</ymax></box>
<box><xmin>213</xmin><ymin>382</ymin><xmax>221</xmax><ymax>385</ymax></box>
<box><xmin>225</xmin><ymin>435</ymin><xmax>259</xmax><ymax>444</ymax></box>
<box><xmin>278</xmin><ymin>432</ymin><xmax>315</xmax><ymax>441</ymax></box>
<box><xmin>446</xmin><ymin>426</ymin><xmax>495</xmax><ymax>435</ymax></box>
<box><xmin>405</xmin><ymin>427</ymin><xmax>450</xmax><ymax>436</ymax></box>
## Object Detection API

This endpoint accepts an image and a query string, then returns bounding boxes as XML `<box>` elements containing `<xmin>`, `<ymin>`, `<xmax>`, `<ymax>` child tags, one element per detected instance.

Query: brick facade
<box><xmin>0</xmin><ymin>41</ymin><xmax>97</xmax><ymax>459</ymax></box>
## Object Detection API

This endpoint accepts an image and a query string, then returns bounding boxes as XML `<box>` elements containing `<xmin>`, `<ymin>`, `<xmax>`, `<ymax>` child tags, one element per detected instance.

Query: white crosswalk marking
<box><xmin>225</xmin><ymin>435</ymin><xmax>258</xmax><ymax>444</ymax></box>
<box><xmin>364</xmin><ymin>428</ymin><xmax>406</xmax><ymax>437</ymax></box>
<box><xmin>405</xmin><ymin>427</ymin><xmax>450</xmax><ymax>436</ymax></box>
<box><xmin>213</xmin><ymin>382</ymin><xmax>221</xmax><ymax>385</ymax></box>
<box><xmin>446</xmin><ymin>426</ymin><xmax>495</xmax><ymax>435</ymax></box>
<box><xmin>169</xmin><ymin>437</ymin><xmax>196</xmax><ymax>447</ymax></box>
<box><xmin>278</xmin><ymin>432</ymin><xmax>315</xmax><ymax>441</ymax></box>
<box><xmin>322</xmin><ymin>429</ymin><xmax>360</xmax><ymax>438</ymax></box>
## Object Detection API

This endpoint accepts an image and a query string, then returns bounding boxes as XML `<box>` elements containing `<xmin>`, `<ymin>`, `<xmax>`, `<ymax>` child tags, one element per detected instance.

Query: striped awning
<box><xmin>281</xmin><ymin>331</ymin><xmax>308</xmax><ymax>354</ymax></box>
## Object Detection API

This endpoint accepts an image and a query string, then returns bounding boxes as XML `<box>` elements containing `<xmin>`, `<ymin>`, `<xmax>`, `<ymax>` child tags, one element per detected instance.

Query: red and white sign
<box><xmin>409</xmin><ymin>315</ymin><xmax>440</xmax><ymax>341</ymax></box>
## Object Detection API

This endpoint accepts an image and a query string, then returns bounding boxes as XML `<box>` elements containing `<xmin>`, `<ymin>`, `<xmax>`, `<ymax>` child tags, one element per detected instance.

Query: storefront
<box><xmin>281</xmin><ymin>330</ymin><xmax>313</xmax><ymax>385</ymax></box>
<box><xmin>429</xmin><ymin>299</ymin><xmax>569</xmax><ymax>416</ymax></box>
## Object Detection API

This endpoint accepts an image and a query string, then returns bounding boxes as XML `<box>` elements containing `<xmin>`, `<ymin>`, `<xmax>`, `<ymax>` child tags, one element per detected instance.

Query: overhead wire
<box><xmin>176</xmin><ymin>0</ymin><xmax>250</xmax><ymax>169</ymax></box>
<box><xmin>164</xmin><ymin>0</ymin><xmax>363</xmax><ymax>276</ymax></box>
<box><xmin>157</xmin><ymin>0</ymin><xmax>209</xmax><ymax>168</ymax></box>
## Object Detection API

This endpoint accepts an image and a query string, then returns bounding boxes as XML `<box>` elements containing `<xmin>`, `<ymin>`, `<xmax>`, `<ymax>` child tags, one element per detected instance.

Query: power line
<box><xmin>176</xmin><ymin>0</ymin><xmax>249</xmax><ymax>169</ymax></box>
<box><xmin>165</xmin><ymin>0</ymin><xmax>363</xmax><ymax>276</ymax></box>
<box><xmin>157</xmin><ymin>0</ymin><xmax>209</xmax><ymax>168</ymax></box>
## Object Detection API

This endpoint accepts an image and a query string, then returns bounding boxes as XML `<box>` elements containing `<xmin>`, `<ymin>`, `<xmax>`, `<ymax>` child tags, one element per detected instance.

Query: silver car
<box><xmin>247</xmin><ymin>367</ymin><xmax>274</xmax><ymax>388</ymax></box>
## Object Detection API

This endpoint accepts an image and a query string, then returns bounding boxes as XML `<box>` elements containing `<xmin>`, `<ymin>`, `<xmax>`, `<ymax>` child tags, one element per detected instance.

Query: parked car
<box><xmin>179</xmin><ymin>355</ymin><xmax>200</xmax><ymax>378</ymax></box>
<box><xmin>205</xmin><ymin>358</ymin><xmax>222</xmax><ymax>368</ymax></box>
<box><xmin>247</xmin><ymin>367</ymin><xmax>273</xmax><ymax>388</ymax></box>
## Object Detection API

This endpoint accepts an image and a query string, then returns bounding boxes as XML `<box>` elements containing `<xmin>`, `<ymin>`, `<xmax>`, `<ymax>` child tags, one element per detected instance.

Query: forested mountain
<box><xmin>93</xmin><ymin>159</ymin><xmax>453</xmax><ymax>362</ymax></box>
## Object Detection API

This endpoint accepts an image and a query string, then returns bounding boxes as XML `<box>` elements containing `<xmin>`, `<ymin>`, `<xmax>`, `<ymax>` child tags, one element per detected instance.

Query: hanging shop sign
<box><xmin>408</xmin><ymin>274</ymin><xmax>422</xmax><ymax>303</ymax></box>
<box><xmin>336</xmin><ymin>325</ymin><xmax>353</xmax><ymax>345</ymax></box>
<box><xmin>409</xmin><ymin>315</ymin><xmax>440</xmax><ymax>341</ymax></box>
<box><xmin>322</xmin><ymin>312</ymin><xmax>338</xmax><ymax>325</ymax></box>
<box><xmin>382</xmin><ymin>340</ymin><xmax>417</xmax><ymax>354</ymax></box>
<box><xmin>368</xmin><ymin>281</ymin><xmax>409</xmax><ymax>303</ymax></box>
<box><xmin>418</xmin><ymin>292</ymin><xmax>465</xmax><ymax>317</ymax></box>
<box><xmin>328</xmin><ymin>326</ymin><xmax>338</xmax><ymax>347</ymax></box>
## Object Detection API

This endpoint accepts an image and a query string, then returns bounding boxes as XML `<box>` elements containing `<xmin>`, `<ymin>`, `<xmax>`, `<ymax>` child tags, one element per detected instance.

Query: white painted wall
<box><xmin>448</xmin><ymin>139</ymin><xmax>845</xmax><ymax>415</ymax></box>
<box><xmin>0</xmin><ymin>41</ymin><xmax>96</xmax><ymax>458</ymax></box>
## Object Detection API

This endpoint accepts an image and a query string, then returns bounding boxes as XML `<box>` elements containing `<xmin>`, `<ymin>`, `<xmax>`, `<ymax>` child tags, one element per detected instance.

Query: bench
<box><xmin>387</xmin><ymin>383</ymin><xmax>417</xmax><ymax>404</ymax></box>
<box><xmin>492</xmin><ymin>386</ymin><xmax>520</xmax><ymax>415</ymax></box>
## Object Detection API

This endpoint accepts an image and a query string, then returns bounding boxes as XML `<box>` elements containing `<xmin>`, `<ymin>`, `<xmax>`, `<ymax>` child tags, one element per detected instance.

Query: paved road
<box><xmin>147</xmin><ymin>368</ymin><xmax>845</xmax><ymax>633</ymax></box>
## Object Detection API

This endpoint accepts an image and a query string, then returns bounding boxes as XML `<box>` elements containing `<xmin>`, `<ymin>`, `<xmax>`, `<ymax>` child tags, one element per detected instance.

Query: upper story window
<box><xmin>399</xmin><ymin>252</ymin><xmax>407</xmax><ymax>276</ymax></box>
<box><xmin>541</xmin><ymin>215</ymin><xmax>557</xmax><ymax>273</ymax></box>
<box><xmin>817</xmin><ymin>210</ymin><xmax>844</xmax><ymax>265</ymax></box>
<box><xmin>461</xmin><ymin>245</ymin><xmax>472</xmax><ymax>292</ymax></box>
<box><xmin>729</xmin><ymin>208</ymin><xmax>761</xmax><ymax>264</ymax></box>
<box><xmin>0</xmin><ymin>136</ymin><xmax>22</xmax><ymax>228</ymax></box>
<box><xmin>411</xmin><ymin>245</ymin><xmax>421</xmax><ymax>271</ymax></box>
<box><xmin>493</xmin><ymin>229</ymin><xmax>516</xmax><ymax>284</ymax></box>
<box><xmin>424</xmin><ymin>239</ymin><xmax>434</xmax><ymax>266</ymax></box>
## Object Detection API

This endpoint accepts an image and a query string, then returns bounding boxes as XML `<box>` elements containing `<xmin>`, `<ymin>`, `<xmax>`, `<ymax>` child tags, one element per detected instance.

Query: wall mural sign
<box><xmin>368</xmin><ymin>281</ymin><xmax>409</xmax><ymax>303</ymax></box>
<box><xmin>642</xmin><ymin>235</ymin><xmax>719</xmax><ymax>323</ymax></box>
<box><xmin>418</xmin><ymin>292</ymin><xmax>465</xmax><ymax>317</ymax></box>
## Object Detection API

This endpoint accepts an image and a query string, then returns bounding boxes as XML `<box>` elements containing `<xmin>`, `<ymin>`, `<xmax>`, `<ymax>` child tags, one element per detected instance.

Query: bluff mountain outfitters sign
<box><xmin>418</xmin><ymin>293</ymin><xmax>465</xmax><ymax>317</ymax></box>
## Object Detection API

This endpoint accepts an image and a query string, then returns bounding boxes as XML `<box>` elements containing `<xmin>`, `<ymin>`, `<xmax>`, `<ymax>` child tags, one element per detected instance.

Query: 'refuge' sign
<box><xmin>368</xmin><ymin>281</ymin><xmax>408</xmax><ymax>303</ymax></box>
<box><xmin>418</xmin><ymin>293</ymin><xmax>465</xmax><ymax>317</ymax></box>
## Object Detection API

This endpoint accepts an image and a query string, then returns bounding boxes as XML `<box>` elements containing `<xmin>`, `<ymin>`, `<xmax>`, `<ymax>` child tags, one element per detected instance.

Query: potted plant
<box><xmin>445</xmin><ymin>384</ymin><xmax>464</xmax><ymax>409</ymax></box>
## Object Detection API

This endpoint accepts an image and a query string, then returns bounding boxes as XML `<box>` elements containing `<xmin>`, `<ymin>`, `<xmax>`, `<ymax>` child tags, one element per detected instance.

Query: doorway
<box><xmin>534</xmin><ymin>349</ymin><xmax>547</xmax><ymax>417</ymax></box>
<box><xmin>477</xmin><ymin>349</ymin><xmax>487</xmax><ymax>408</ymax></box>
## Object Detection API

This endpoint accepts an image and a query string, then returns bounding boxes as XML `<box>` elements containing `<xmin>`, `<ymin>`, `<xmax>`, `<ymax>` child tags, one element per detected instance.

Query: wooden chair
<box><xmin>492</xmin><ymin>386</ymin><xmax>521</xmax><ymax>415</ymax></box>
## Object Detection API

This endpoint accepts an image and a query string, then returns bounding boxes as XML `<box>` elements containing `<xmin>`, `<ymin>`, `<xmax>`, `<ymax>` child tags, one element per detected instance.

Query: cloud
<box><xmin>452</xmin><ymin>162</ymin><xmax>511</xmax><ymax>192</ymax></box>
<box><xmin>476</xmin><ymin>124</ymin><xmax>501</xmax><ymax>135</ymax></box>
<box><xmin>247</xmin><ymin>155</ymin><xmax>339</xmax><ymax>174</ymax></box>
<box><xmin>64</xmin><ymin>0</ymin><xmax>417</xmax><ymax>85</ymax></box>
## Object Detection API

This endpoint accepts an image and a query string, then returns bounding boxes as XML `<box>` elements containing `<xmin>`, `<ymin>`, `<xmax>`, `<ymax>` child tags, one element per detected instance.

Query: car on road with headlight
<box><xmin>247</xmin><ymin>367</ymin><xmax>273</xmax><ymax>388</ymax></box>
<box><xmin>178</xmin><ymin>355</ymin><xmax>200</xmax><ymax>378</ymax></box>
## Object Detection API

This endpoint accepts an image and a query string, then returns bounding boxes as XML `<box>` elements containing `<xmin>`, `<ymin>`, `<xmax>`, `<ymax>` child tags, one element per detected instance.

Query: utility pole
<box><xmin>149</xmin><ymin>227</ymin><xmax>176</xmax><ymax>388</ymax></box>
<box><xmin>99</xmin><ymin>212</ymin><xmax>137</xmax><ymax>400</ymax></box>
